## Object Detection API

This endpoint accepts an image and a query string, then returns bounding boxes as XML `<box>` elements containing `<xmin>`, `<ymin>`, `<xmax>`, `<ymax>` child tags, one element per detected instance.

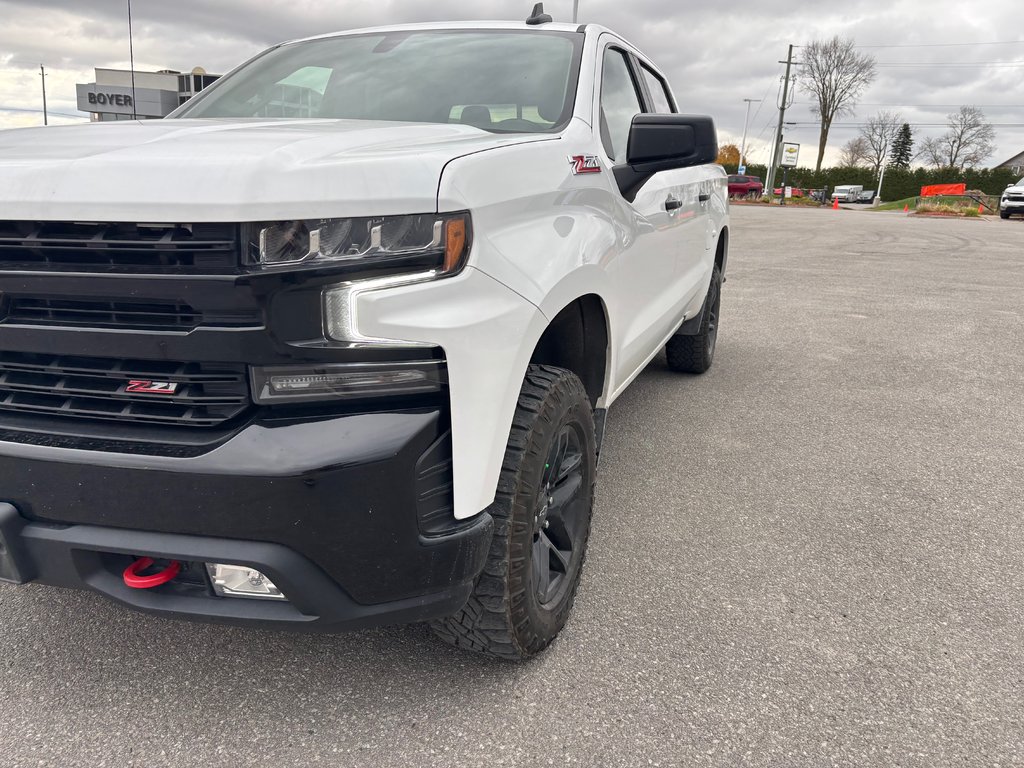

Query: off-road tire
<box><xmin>431</xmin><ymin>365</ymin><xmax>596</xmax><ymax>660</ymax></box>
<box><xmin>666</xmin><ymin>264</ymin><xmax>722</xmax><ymax>374</ymax></box>
<box><xmin>1000</xmin><ymin>209</ymin><xmax>1010</xmax><ymax>220</ymax></box>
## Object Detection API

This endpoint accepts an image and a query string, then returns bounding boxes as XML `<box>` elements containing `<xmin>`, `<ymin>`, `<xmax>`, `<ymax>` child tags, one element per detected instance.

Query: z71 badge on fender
<box><xmin>568</xmin><ymin>155</ymin><xmax>602</xmax><ymax>175</ymax></box>
<box><xmin>125</xmin><ymin>380</ymin><xmax>179</xmax><ymax>394</ymax></box>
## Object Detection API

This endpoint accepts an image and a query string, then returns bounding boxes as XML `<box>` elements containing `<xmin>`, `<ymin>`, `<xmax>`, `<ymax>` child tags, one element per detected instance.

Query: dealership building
<box><xmin>76</xmin><ymin>67</ymin><xmax>220</xmax><ymax>121</ymax></box>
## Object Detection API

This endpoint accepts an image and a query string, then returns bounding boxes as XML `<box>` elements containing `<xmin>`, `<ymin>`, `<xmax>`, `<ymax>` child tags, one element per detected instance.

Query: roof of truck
<box><xmin>290</xmin><ymin>21</ymin><xmax>613</xmax><ymax>45</ymax></box>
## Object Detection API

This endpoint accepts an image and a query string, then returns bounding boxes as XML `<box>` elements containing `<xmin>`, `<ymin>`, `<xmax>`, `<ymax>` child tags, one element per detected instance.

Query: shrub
<box><xmin>720</xmin><ymin>163</ymin><xmax>1018</xmax><ymax>202</ymax></box>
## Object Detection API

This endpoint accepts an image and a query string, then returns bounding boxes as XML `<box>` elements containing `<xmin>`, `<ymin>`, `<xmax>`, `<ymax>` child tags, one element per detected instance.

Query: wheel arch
<box><xmin>529</xmin><ymin>293</ymin><xmax>611</xmax><ymax>408</ymax></box>
<box><xmin>715</xmin><ymin>224</ymin><xmax>730</xmax><ymax>276</ymax></box>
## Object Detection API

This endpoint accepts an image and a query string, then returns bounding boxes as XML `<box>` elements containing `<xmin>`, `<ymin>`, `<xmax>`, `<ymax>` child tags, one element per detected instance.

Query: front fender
<box><xmin>356</xmin><ymin>267</ymin><xmax>548</xmax><ymax>520</ymax></box>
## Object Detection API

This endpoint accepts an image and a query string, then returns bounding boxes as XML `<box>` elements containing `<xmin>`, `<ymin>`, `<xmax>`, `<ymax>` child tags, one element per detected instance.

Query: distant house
<box><xmin>996</xmin><ymin>150</ymin><xmax>1024</xmax><ymax>176</ymax></box>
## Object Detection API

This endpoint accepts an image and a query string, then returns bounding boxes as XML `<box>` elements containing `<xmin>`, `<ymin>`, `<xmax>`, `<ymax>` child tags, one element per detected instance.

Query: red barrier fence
<box><xmin>921</xmin><ymin>183</ymin><xmax>967</xmax><ymax>197</ymax></box>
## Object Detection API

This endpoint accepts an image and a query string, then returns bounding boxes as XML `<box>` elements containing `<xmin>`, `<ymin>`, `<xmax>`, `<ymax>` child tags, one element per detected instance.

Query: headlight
<box><xmin>246</xmin><ymin>212</ymin><xmax>471</xmax><ymax>274</ymax></box>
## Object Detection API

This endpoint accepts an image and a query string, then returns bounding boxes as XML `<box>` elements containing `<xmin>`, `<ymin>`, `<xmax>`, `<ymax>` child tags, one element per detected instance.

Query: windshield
<box><xmin>174</xmin><ymin>30</ymin><xmax>582</xmax><ymax>133</ymax></box>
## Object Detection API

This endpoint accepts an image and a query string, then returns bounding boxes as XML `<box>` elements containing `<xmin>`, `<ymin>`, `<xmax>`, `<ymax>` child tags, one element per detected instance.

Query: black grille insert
<box><xmin>4</xmin><ymin>297</ymin><xmax>202</xmax><ymax>331</ymax></box>
<box><xmin>0</xmin><ymin>221</ymin><xmax>239</xmax><ymax>272</ymax></box>
<box><xmin>1</xmin><ymin>296</ymin><xmax>261</xmax><ymax>331</ymax></box>
<box><xmin>0</xmin><ymin>352</ymin><xmax>250</xmax><ymax>428</ymax></box>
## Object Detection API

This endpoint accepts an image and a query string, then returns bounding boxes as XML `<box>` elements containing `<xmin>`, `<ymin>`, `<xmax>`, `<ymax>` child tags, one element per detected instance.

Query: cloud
<box><xmin>0</xmin><ymin>0</ymin><xmax>1021</xmax><ymax>166</ymax></box>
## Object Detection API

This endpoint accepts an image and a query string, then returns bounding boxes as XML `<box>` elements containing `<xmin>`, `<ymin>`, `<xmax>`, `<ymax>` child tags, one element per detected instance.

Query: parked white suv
<box><xmin>0</xmin><ymin>8</ymin><xmax>728</xmax><ymax>659</ymax></box>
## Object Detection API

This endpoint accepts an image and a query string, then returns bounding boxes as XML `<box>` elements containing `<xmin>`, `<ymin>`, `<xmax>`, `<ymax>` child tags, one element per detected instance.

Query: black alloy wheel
<box><xmin>532</xmin><ymin>423</ymin><xmax>587</xmax><ymax>606</ymax></box>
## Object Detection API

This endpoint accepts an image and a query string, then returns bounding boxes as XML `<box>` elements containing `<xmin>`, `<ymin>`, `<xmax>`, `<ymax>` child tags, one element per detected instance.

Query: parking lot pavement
<box><xmin>2</xmin><ymin>205</ymin><xmax>1022</xmax><ymax>767</ymax></box>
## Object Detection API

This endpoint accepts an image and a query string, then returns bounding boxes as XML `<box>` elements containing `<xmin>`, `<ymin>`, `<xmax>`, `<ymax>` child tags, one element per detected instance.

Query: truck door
<box><xmin>634</xmin><ymin>59</ymin><xmax>712</xmax><ymax>313</ymax></box>
<box><xmin>596</xmin><ymin>44</ymin><xmax>707</xmax><ymax>383</ymax></box>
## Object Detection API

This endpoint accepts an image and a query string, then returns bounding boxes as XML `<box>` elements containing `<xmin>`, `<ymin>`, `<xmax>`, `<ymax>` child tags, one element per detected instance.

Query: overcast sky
<box><xmin>1</xmin><ymin>0</ymin><xmax>1022</xmax><ymax>168</ymax></box>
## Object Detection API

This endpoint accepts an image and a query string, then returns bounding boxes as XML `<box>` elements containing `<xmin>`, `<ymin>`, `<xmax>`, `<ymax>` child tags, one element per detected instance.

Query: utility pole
<box><xmin>767</xmin><ymin>44</ymin><xmax>795</xmax><ymax>203</ymax></box>
<box><xmin>127</xmin><ymin>0</ymin><xmax>138</xmax><ymax>119</ymax></box>
<box><xmin>572</xmin><ymin>0</ymin><xmax>580</xmax><ymax>23</ymax></box>
<box><xmin>39</xmin><ymin>65</ymin><xmax>48</xmax><ymax>126</ymax></box>
<box><xmin>738</xmin><ymin>98</ymin><xmax>760</xmax><ymax>172</ymax></box>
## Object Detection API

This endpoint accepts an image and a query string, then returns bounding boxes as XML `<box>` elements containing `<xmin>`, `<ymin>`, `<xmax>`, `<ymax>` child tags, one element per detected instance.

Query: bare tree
<box><xmin>937</xmin><ymin>106</ymin><xmax>996</xmax><ymax>169</ymax></box>
<box><xmin>800</xmin><ymin>37</ymin><xmax>877</xmax><ymax>171</ymax></box>
<box><xmin>839</xmin><ymin>136</ymin><xmax>872</xmax><ymax>168</ymax></box>
<box><xmin>859</xmin><ymin>110</ymin><xmax>903</xmax><ymax>176</ymax></box>
<box><xmin>916</xmin><ymin>136</ymin><xmax>946</xmax><ymax>169</ymax></box>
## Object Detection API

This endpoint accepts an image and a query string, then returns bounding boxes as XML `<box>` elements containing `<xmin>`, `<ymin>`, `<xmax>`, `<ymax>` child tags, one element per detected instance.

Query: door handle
<box><xmin>665</xmin><ymin>197</ymin><xmax>683</xmax><ymax>211</ymax></box>
<box><xmin>698</xmin><ymin>193</ymin><xmax>711</xmax><ymax>203</ymax></box>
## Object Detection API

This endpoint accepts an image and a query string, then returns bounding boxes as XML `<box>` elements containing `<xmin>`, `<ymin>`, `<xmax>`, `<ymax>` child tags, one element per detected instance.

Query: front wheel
<box><xmin>431</xmin><ymin>365</ymin><xmax>596</xmax><ymax>660</ymax></box>
<box><xmin>1000</xmin><ymin>209</ymin><xmax>1010</xmax><ymax>220</ymax></box>
<box><xmin>666</xmin><ymin>264</ymin><xmax>723</xmax><ymax>374</ymax></box>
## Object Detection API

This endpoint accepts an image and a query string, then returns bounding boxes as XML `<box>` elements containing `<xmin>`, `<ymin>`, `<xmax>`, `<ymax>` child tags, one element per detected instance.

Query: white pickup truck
<box><xmin>1000</xmin><ymin>178</ymin><xmax>1024</xmax><ymax>219</ymax></box>
<box><xmin>0</xmin><ymin>6</ymin><xmax>728</xmax><ymax>659</ymax></box>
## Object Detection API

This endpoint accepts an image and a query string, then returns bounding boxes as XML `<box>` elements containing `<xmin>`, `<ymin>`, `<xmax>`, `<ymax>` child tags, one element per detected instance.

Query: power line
<box><xmin>792</xmin><ymin>102</ymin><xmax>1024</xmax><ymax>108</ymax></box>
<box><xmin>875</xmin><ymin>62</ymin><xmax>1024</xmax><ymax>68</ymax></box>
<box><xmin>747</xmin><ymin>65</ymin><xmax>782</xmax><ymax>129</ymax></box>
<box><xmin>785</xmin><ymin>121</ymin><xmax>1024</xmax><ymax>128</ymax></box>
<box><xmin>0</xmin><ymin>105</ymin><xmax>85</xmax><ymax>119</ymax></box>
<box><xmin>855</xmin><ymin>40</ymin><xmax>1024</xmax><ymax>48</ymax></box>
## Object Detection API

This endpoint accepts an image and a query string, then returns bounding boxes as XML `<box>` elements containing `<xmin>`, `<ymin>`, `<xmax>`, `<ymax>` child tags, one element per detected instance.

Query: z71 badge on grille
<box><xmin>568</xmin><ymin>155</ymin><xmax>602</xmax><ymax>175</ymax></box>
<box><xmin>125</xmin><ymin>380</ymin><xmax>179</xmax><ymax>394</ymax></box>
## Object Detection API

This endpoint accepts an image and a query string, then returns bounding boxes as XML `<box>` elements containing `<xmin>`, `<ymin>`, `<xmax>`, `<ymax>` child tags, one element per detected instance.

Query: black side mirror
<box><xmin>613</xmin><ymin>114</ymin><xmax>718</xmax><ymax>201</ymax></box>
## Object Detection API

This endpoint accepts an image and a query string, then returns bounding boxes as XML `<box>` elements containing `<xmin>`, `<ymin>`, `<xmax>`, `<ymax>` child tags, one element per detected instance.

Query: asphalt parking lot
<box><xmin>2</xmin><ymin>205</ymin><xmax>1022</xmax><ymax>767</ymax></box>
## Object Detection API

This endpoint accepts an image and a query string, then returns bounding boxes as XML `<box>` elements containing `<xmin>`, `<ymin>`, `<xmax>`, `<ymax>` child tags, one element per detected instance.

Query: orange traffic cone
<box><xmin>978</xmin><ymin>204</ymin><xmax>984</xmax><ymax>214</ymax></box>
<box><xmin>903</xmin><ymin>204</ymin><xmax>909</xmax><ymax>213</ymax></box>
<box><xmin>832</xmin><ymin>197</ymin><xmax>839</xmax><ymax>210</ymax></box>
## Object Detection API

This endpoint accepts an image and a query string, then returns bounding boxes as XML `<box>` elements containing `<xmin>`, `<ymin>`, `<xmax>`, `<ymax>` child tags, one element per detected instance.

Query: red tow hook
<box><xmin>123</xmin><ymin>557</ymin><xmax>181</xmax><ymax>589</ymax></box>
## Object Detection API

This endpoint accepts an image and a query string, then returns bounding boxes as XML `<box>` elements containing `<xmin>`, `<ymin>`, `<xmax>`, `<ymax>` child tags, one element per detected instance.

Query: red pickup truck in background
<box><xmin>727</xmin><ymin>174</ymin><xmax>764</xmax><ymax>198</ymax></box>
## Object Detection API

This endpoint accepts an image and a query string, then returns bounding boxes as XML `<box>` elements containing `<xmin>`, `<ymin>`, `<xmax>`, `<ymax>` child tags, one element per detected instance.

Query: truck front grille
<box><xmin>0</xmin><ymin>221</ymin><xmax>239</xmax><ymax>272</ymax></box>
<box><xmin>0</xmin><ymin>352</ymin><xmax>250</xmax><ymax>428</ymax></box>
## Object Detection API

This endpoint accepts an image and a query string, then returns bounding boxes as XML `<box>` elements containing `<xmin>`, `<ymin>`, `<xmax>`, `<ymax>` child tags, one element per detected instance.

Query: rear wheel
<box><xmin>666</xmin><ymin>264</ymin><xmax>722</xmax><ymax>374</ymax></box>
<box><xmin>431</xmin><ymin>365</ymin><xmax>596</xmax><ymax>660</ymax></box>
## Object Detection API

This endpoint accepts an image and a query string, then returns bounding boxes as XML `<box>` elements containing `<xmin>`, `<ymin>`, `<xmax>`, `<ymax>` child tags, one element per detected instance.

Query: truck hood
<box><xmin>0</xmin><ymin>119</ymin><xmax>555</xmax><ymax>221</ymax></box>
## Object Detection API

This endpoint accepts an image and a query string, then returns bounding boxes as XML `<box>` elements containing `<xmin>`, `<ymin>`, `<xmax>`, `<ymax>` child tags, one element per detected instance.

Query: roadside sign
<box><xmin>738</xmin><ymin>164</ymin><xmax>746</xmax><ymax>175</ymax></box>
<box><xmin>784</xmin><ymin>186</ymin><xmax>793</xmax><ymax>198</ymax></box>
<box><xmin>780</xmin><ymin>142</ymin><xmax>800</xmax><ymax>168</ymax></box>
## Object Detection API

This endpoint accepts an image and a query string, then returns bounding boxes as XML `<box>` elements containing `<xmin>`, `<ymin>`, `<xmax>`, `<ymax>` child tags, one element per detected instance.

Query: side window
<box><xmin>640</xmin><ymin>65</ymin><xmax>674</xmax><ymax>114</ymax></box>
<box><xmin>600</xmin><ymin>49</ymin><xmax>644</xmax><ymax>163</ymax></box>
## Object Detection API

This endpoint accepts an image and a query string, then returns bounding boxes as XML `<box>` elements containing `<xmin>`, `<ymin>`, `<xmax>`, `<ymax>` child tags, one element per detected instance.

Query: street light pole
<box><xmin>39</xmin><ymin>64</ymin><xmax>48</xmax><ymax>126</ymax></box>
<box><xmin>572</xmin><ymin>0</ymin><xmax>580</xmax><ymax>23</ymax></box>
<box><xmin>739</xmin><ymin>98</ymin><xmax>760</xmax><ymax>172</ymax></box>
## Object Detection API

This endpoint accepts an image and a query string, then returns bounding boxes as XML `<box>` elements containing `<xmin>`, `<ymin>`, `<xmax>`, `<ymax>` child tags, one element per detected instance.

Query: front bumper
<box><xmin>0</xmin><ymin>409</ymin><xmax>493</xmax><ymax>630</ymax></box>
<box><xmin>1000</xmin><ymin>198</ymin><xmax>1024</xmax><ymax>212</ymax></box>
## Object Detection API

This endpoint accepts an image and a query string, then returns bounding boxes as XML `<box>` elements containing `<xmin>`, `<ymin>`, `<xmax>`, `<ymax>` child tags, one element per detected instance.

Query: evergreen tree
<box><xmin>888</xmin><ymin>123</ymin><xmax>913</xmax><ymax>169</ymax></box>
